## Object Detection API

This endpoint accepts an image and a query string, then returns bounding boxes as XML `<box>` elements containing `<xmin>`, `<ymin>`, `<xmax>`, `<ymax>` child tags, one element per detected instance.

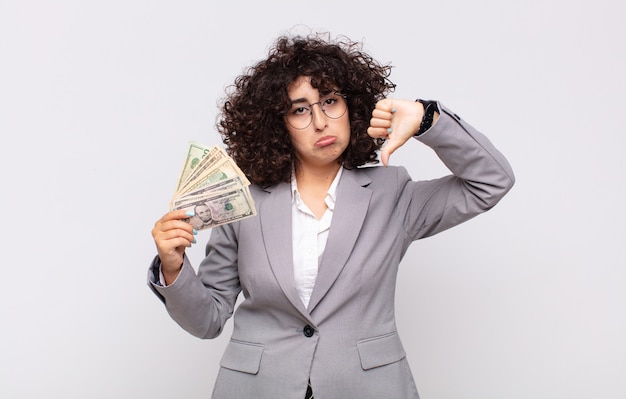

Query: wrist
<box><xmin>415</xmin><ymin>99</ymin><xmax>439</xmax><ymax>136</ymax></box>
<box><xmin>161</xmin><ymin>262</ymin><xmax>183</xmax><ymax>285</ymax></box>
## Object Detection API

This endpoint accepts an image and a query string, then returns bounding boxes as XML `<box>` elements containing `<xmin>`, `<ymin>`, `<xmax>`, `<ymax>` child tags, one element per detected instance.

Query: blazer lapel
<box><xmin>307</xmin><ymin>168</ymin><xmax>372</xmax><ymax>312</ymax></box>
<box><xmin>259</xmin><ymin>183</ymin><xmax>312</xmax><ymax>320</ymax></box>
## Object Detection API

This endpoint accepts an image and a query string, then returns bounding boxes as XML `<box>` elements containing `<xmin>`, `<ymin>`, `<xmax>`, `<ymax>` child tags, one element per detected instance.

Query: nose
<box><xmin>310</xmin><ymin>102</ymin><xmax>328</xmax><ymax>130</ymax></box>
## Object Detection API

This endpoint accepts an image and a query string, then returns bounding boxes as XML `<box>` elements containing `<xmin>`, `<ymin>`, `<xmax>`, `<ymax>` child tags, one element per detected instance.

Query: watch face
<box><xmin>426</xmin><ymin>101</ymin><xmax>439</xmax><ymax>115</ymax></box>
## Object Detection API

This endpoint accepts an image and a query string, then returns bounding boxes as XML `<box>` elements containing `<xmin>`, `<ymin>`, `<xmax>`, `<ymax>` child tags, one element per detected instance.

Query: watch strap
<box><xmin>415</xmin><ymin>99</ymin><xmax>439</xmax><ymax>136</ymax></box>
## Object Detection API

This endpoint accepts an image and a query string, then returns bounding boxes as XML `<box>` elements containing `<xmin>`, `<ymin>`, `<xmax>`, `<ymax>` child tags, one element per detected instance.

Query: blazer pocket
<box><xmin>356</xmin><ymin>331</ymin><xmax>406</xmax><ymax>370</ymax></box>
<box><xmin>220</xmin><ymin>339</ymin><xmax>264</xmax><ymax>375</ymax></box>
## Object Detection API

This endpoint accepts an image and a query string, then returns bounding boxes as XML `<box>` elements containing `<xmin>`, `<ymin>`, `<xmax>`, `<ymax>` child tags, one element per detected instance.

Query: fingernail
<box><xmin>387</xmin><ymin>128</ymin><xmax>393</xmax><ymax>134</ymax></box>
<box><xmin>391</xmin><ymin>108</ymin><xmax>396</xmax><ymax>113</ymax></box>
<box><xmin>193</xmin><ymin>229</ymin><xmax>198</xmax><ymax>235</ymax></box>
<box><xmin>186</xmin><ymin>211</ymin><xmax>195</xmax><ymax>217</ymax></box>
<box><xmin>193</xmin><ymin>238</ymin><xmax>197</xmax><ymax>244</ymax></box>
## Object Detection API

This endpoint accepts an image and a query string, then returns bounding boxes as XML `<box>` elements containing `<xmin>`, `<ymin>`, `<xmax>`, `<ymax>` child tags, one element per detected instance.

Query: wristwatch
<box><xmin>415</xmin><ymin>99</ymin><xmax>439</xmax><ymax>136</ymax></box>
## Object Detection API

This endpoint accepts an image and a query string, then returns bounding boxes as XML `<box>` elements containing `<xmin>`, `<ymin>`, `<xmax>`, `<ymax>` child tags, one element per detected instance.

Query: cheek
<box><xmin>339</xmin><ymin>117</ymin><xmax>352</xmax><ymax>141</ymax></box>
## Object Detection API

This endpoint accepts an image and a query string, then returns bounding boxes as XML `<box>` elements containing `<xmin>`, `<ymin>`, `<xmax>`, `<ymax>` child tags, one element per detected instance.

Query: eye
<box><xmin>323</xmin><ymin>97</ymin><xmax>338</xmax><ymax>107</ymax></box>
<box><xmin>290</xmin><ymin>106</ymin><xmax>310</xmax><ymax>116</ymax></box>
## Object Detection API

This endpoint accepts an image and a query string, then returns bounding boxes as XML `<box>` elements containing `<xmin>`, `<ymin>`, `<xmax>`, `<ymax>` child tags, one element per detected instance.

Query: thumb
<box><xmin>380</xmin><ymin>139</ymin><xmax>402</xmax><ymax>167</ymax></box>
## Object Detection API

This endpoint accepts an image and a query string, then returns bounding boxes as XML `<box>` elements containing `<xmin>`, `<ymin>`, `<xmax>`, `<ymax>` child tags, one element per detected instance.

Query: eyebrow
<box><xmin>289</xmin><ymin>97</ymin><xmax>309</xmax><ymax>105</ymax></box>
<box><xmin>289</xmin><ymin>93</ymin><xmax>337</xmax><ymax>105</ymax></box>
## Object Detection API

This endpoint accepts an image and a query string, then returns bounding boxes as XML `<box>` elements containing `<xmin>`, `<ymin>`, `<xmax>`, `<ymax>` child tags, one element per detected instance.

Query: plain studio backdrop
<box><xmin>1</xmin><ymin>1</ymin><xmax>624</xmax><ymax>398</ymax></box>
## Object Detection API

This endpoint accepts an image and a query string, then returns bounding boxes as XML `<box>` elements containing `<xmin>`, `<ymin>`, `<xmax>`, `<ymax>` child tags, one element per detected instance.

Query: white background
<box><xmin>1</xmin><ymin>1</ymin><xmax>624</xmax><ymax>398</ymax></box>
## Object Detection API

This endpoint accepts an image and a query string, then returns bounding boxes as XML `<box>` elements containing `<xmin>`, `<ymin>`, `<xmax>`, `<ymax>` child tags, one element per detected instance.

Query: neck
<box><xmin>295</xmin><ymin>162</ymin><xmax>341</xmax><ymax>189</ymax></box>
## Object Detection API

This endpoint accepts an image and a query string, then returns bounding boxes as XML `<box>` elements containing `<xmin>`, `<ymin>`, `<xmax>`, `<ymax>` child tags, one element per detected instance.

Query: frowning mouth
<box><xmin>315</xmin><ymin>136</ymin><xmax>338</xmax><ymax>147</ymax></box>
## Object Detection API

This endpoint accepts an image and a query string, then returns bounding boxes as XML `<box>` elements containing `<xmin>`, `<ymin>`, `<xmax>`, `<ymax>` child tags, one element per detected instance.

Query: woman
<box><xmin>149</xmin><ymin>32</ymin><xmax>515</xmax><ymax>399</ymax></box>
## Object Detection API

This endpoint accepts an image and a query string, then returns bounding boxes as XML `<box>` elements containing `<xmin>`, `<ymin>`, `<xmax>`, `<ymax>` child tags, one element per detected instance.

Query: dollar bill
<box><xmin>180</xmin><ymin>175</ymin><xmax>248</xmax><ymax>199</ymax></box>
<box><xmin>174</xmin><ymin>141</ymin><xmax>217</xmax><ymax>193</ymax></box>
<box><xmin>169</xmin><ymin>141</ymin><xmax>256</xmax><ymax>229</ymax></box>
<box><xmin>172</xmin><ymin>187</ymin><xmax>257</xmax><ymax>230</ymax></box>
<box><xmin>175</xmin><ymin>157</ymin><xmax>250</xmax><ymax>197</ymax></box>
<box><xmin>176</xmin><ymin>146</ymin><xmax>229</xmax><ymax>196</ymax></box>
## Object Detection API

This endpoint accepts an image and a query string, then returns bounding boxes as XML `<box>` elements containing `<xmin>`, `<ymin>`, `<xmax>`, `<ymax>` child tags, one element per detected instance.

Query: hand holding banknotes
<box><xmin>151</xmin><ymin>209</ymin><xmax>196</xmax><ymax>282</ymax></box>
<box><xmin>151</xmin><ymin>141</ymin><xmax>257</xmax><ymax>283</ymax></box>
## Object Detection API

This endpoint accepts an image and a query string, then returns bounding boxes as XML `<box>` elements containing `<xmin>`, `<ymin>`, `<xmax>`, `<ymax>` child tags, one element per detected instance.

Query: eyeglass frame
<box><xmin>282</xmin><ymin>92</ymin><xmax>348</xmax><ymax>130</ymax></box>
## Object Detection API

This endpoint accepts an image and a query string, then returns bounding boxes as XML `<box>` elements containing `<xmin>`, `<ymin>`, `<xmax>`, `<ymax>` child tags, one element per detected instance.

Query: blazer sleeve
<box><xmin>398</xmin><ymin>103</ymin><xmax>515</xmax><ymax>239</ymax></box>
<box><xmin>147</xmin><ymin>222</ymin><xmax>241</xmax><ymax>339</ymax></box>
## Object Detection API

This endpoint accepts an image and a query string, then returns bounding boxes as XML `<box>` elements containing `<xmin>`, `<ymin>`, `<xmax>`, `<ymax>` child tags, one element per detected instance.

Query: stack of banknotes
<box><xmin>170</xmin><ymin>141</ymin><xmax>257</xmax><ymax>231</ymax></box>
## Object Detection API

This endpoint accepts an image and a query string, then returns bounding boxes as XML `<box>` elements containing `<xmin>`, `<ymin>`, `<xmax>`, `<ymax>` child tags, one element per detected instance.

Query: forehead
<box><xmin>287</xmin><ymin>76</ymin><xmax>314</xmax><ymax>98</ymax></box>
<box><xmin>287</xmin><ymin>76</ymin><xmax>337</xmax><ymax>101</ymax></box>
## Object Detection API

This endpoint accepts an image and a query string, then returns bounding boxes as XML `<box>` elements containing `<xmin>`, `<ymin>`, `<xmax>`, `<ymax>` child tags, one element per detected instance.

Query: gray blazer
<box><xmin>148</xmin><ymin>105</ymin><xmax>515</xmax><ymax>399</ymax></box>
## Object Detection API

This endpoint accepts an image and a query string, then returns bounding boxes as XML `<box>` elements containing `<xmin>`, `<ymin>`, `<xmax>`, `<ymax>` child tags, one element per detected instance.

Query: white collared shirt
<box><xmin>291</xmin><ymin>168</ymin><xmax>342</xmax><ymax>308</ymax></box>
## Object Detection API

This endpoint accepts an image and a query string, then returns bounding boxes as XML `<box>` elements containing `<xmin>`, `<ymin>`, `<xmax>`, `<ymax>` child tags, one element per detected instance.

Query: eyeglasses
<box><xmin>284</xmin><ymin>93</ymin><xmax>348</xmax><ymax>130</ymax></box>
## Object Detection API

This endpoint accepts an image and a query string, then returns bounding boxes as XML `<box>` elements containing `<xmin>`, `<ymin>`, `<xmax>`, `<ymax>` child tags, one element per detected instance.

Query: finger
<box><xmin>161</xmin><ymin>236</ymin><xmax>194</xmax><ymax>251</ymax></box>
<box><xmin>159</xmin><ymin>209</ymin><xmax>195</xmax><ymax>224</ymax></box>
<box><xmin>367</xmin><ymin>125</ymin><xmax>391</xmax><ymax>139</ymax></box>
<box><xmin>369</xmin><ymin>115</ymin><xmax>394</xmax><ymax>139</ymax></box>
<box><xmin>371</xmin><ymin>101</ymin><xmax>395</xmax><ymax>127</ymax></box>
<box><xmin>369</xmin><ymin>115</ymin><xmax>392</xmax><ymax>129</ymax></box>
<box><xmin>153</xmin><ymin>222</ymin><xmax>193</xmax><ymax>244</ymax></box>
<box><xmin>371</xmin><ymin>108</ymin><xmax>393</xmax><ymax>121</ymax></box>
<box><xmin>375</xmin><ymin>98</ymin><xmax>394</xmax><ymax>114</ymax></box>
<box><xmin>380</xmin><ymin>139</ymin><xmax>403</xmax><ymax>167</ymax></box>
<box><xmin>154</xmin><ymin>210</ymin><xmax>194</xmax><ymax>231</ymax></box>
<box><xmin>155</xmin><ymin>225</ymin><xmax>196</xmax><ymax>243</ymax></box>
<box><xmin>369</xmin><ymin>99</ymin><xmax>396</xmax><ymax>139</ymax></box>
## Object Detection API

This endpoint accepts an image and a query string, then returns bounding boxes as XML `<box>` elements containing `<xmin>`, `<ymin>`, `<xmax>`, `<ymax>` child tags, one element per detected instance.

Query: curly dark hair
<box><xmin>217</xmin><ymin>32</ymin><xmax>396</xmax><ymax>187</ymax></box>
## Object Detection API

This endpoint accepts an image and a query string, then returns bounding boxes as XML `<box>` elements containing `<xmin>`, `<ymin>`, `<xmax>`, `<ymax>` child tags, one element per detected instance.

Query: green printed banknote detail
<box><xmin>169</xmin><ymin>141</ymin><xmax>256</xmax><ymax>230</ymax></box>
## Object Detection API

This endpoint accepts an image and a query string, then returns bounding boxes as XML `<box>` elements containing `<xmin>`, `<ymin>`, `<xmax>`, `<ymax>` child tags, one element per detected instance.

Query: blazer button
<box><xmin>303</xmin><ymin>325</ymin><xmax>315</xmax><ymax>337</ymax></box>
